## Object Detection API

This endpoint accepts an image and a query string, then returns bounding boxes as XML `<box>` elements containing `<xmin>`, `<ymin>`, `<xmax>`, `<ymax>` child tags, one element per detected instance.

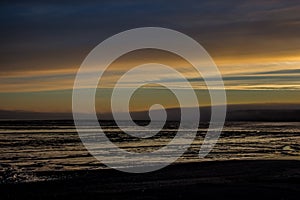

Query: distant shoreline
<box><xmin>0</xmin><ymin>103</ymin><xmax>300</xmax><ymax>121</ymax></box>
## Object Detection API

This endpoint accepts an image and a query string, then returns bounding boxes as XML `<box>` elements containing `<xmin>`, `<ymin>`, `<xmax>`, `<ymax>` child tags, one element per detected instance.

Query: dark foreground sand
<box><xmin>1</xmin><ymin>160</ymin><xmax>299</xmax><ymax>199</ymax></box>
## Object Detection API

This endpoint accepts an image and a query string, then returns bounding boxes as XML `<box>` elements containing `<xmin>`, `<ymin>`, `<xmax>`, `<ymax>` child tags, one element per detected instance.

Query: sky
<box><xmin>0</xmin><ymin>0</ymin><xmax>300</xmax><ymax>113</ymax></box>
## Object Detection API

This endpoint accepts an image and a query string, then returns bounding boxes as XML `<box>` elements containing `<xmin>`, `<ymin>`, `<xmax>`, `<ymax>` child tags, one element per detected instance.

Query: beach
<box><xmin>1</xmin><ymin>160</ymin><xmax>299</xmax><ymax>199</ymax></box>
<box><xmin>1</xmin><ymin>120</ymin><xmax>299</xmax><ymax>199</ymax></box>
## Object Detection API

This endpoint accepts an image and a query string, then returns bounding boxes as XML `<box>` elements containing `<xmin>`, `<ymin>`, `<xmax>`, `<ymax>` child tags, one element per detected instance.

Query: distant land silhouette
<box><xmin>1</xmin><ymin>104</ymin><xmax>299</xmax><ymax>121</ymax></box>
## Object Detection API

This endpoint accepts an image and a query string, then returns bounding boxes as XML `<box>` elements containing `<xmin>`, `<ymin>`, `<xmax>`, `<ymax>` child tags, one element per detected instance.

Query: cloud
<box><xmin>1</xmin><ymin>0</ymin><xmax>300</xmax><ymax>73</ymax></box>
<box><xmin>0</xmin><ymin>0</ymin><xmax>300</xmax><ymax>113</ymax></box>
<box><xmin>253</xmin><ymin>69</ymin><xmax>300</xmax><ymax>75</ymax></box>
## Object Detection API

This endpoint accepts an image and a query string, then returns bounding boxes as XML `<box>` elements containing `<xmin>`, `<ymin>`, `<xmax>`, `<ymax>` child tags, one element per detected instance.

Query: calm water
<box><xmin>0</xmin><ymin>120</ymin><xmax>299</xmax><ymax>183</ymax></box>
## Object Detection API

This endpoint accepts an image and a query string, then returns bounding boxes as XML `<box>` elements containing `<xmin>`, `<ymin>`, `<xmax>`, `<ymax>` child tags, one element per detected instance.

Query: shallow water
<box><xmin>0</xmin><ymin>120</ymin><xmax>299</xmax><ymax>183</ymax></box>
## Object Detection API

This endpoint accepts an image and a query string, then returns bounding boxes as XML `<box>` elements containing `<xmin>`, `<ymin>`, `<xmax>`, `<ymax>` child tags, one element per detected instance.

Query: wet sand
<box><xmin>1</xmin><ymin>160</ymin><xmax>299</xmax><ymax>199</ymax></box>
